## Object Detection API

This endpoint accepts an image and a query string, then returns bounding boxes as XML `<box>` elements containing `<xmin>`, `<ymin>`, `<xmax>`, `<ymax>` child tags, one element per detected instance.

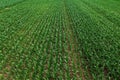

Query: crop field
<box><xmin>0</xmin><ymin>0</ymin><xmax>120</xmax><ymax>80</ymax></box>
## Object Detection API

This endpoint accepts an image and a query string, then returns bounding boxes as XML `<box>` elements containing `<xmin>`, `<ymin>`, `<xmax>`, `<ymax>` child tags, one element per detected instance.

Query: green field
<box><xmin>0</xmin><ymin>0</ymin><xmax>120</xmax><ymax>80</ymax></box>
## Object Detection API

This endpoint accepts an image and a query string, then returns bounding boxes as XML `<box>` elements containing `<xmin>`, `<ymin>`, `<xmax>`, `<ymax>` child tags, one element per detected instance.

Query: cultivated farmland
<box><xmin>0</xmin><ymin>0</ymin><xmax>120</xmax><ymax>80</ymax></box>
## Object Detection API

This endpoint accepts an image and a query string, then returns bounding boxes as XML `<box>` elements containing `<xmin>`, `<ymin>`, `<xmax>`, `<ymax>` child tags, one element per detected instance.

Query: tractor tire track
<box><xmin>63</xmin><ymin>0</ymin><xmax>86</xmax><ymax>79</ymax></box>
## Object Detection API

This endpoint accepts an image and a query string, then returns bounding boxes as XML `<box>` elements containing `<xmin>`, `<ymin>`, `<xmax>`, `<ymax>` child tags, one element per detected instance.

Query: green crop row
<box><xmin>0</xmin><ymin>0</ymin><xmax>24</xmax><ymax>9</ymax></box>
<box><xmin>65</xmin><ymin>0</ymin><xmax>120</xmax><ymax>80</ymax></box>
<box><xmin>0</xmin><ymin>0</ymin><xmax>120</xmax><ymax>80</ymax></box>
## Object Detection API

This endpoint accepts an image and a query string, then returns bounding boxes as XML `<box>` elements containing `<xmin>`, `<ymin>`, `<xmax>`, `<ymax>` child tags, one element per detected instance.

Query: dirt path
<box><xmin>63</xmin><ymin>0</ymin><xmax>86</xmax><ymax>80</ymax></box>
